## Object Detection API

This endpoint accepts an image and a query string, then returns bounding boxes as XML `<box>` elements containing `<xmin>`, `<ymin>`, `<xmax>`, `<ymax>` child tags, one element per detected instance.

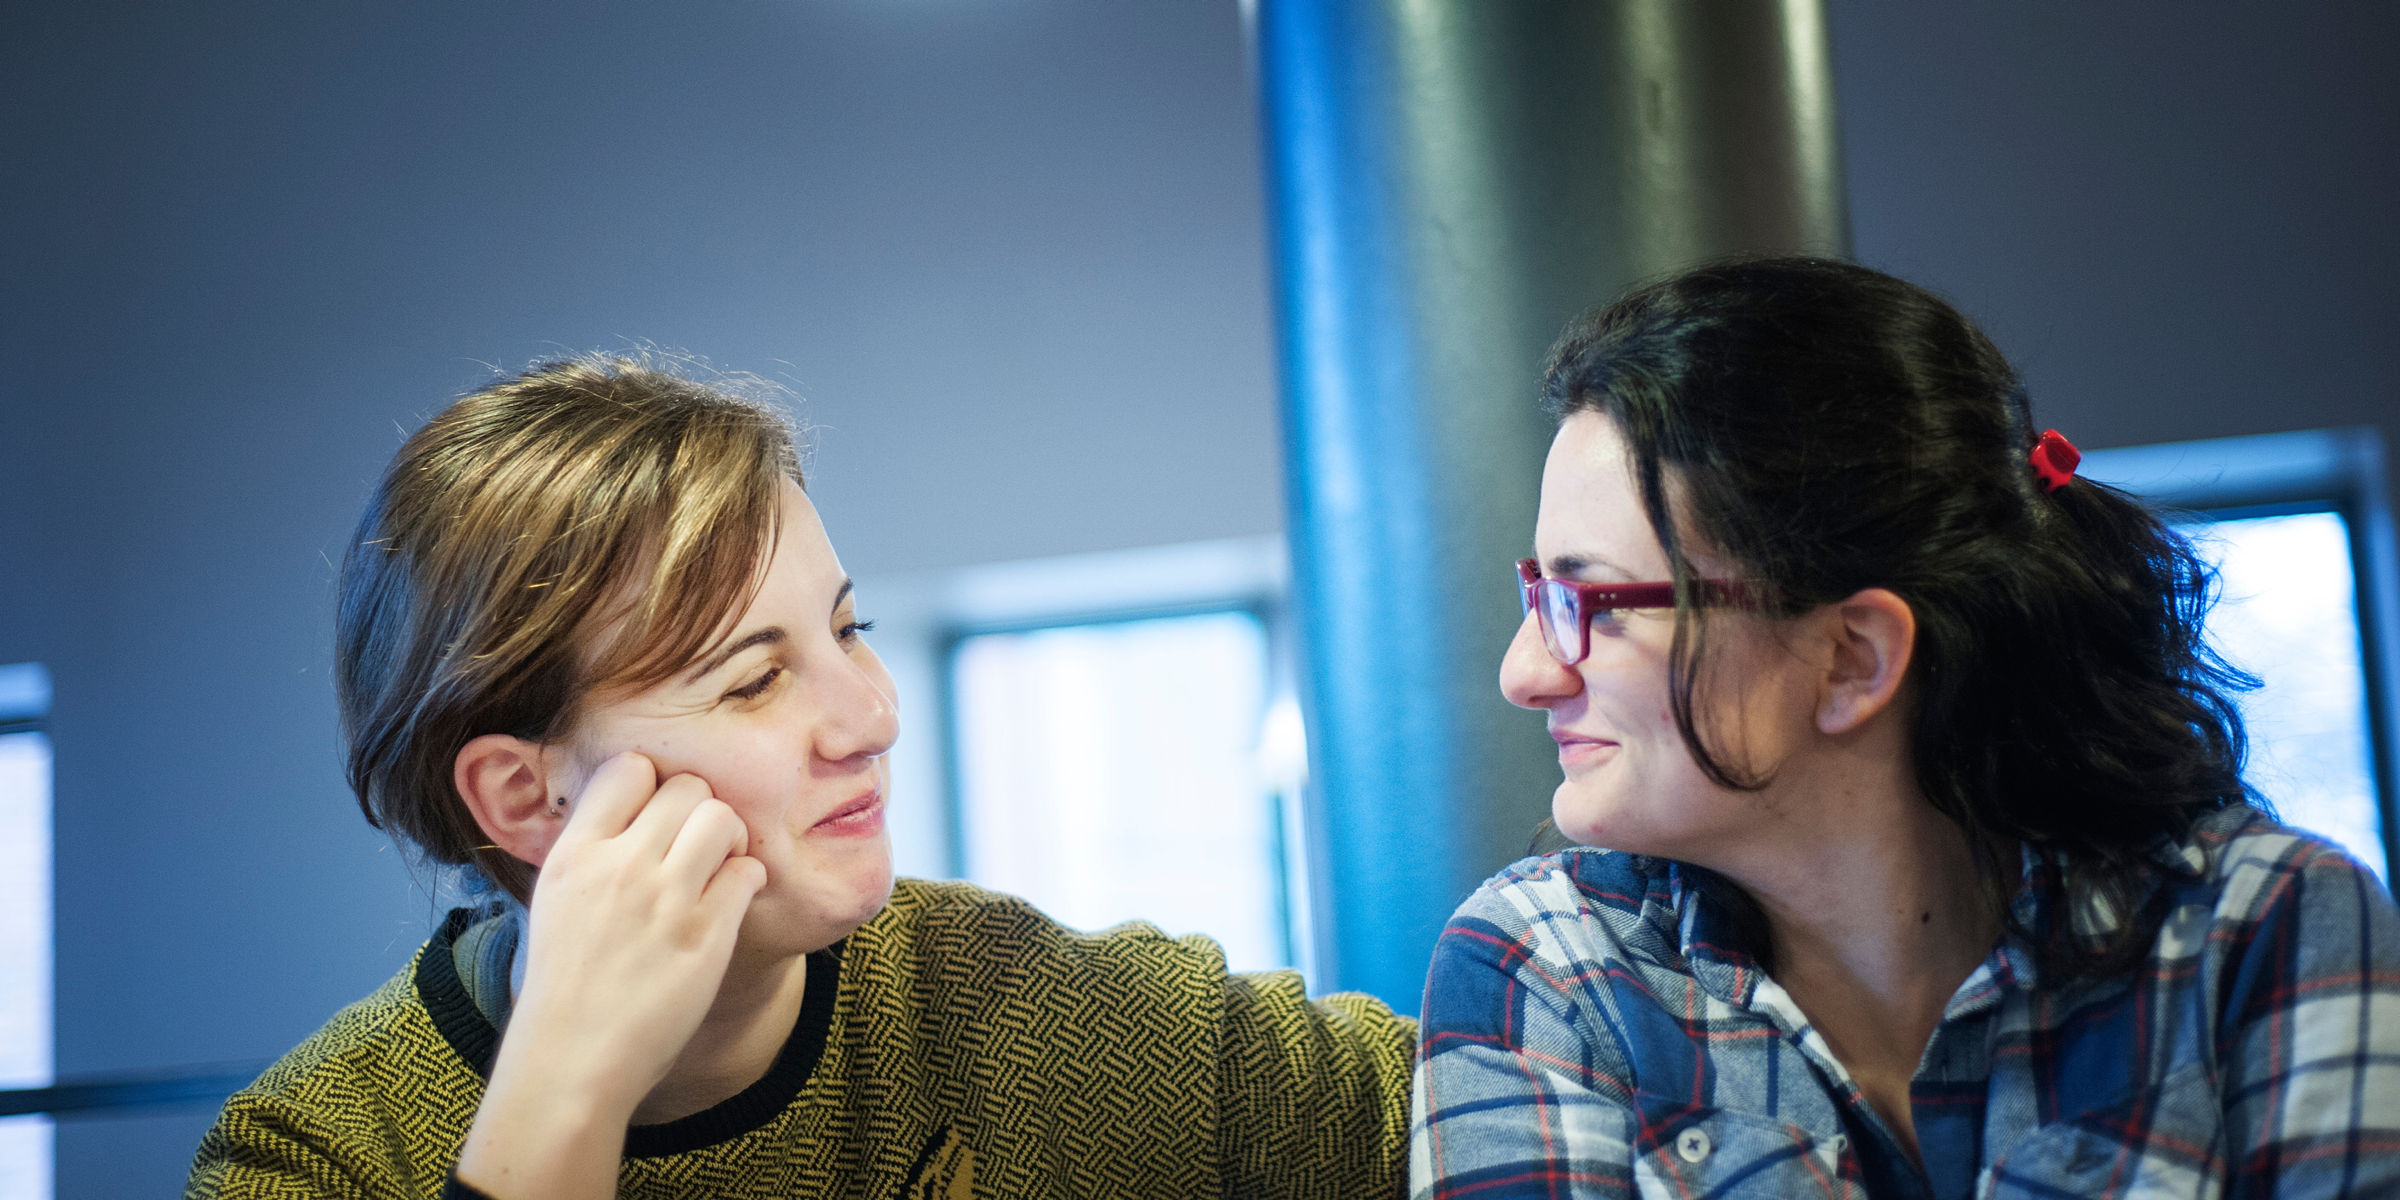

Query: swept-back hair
<box><xmin>335</xmin><ymin>355</ymin><xmax>802</xmax><ymax>902</ymax></box>
<box><xmin>1543</xmin><ymin>256</ymin><xmax>2255</xmax><ymax>976</ymax></box>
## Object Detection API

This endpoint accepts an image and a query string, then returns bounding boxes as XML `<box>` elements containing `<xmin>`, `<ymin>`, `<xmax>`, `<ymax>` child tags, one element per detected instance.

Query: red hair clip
<box><xmin>2030</xmin><ymin>429</ymin><xmax>2080</xmax><ymax>493</ymax></box>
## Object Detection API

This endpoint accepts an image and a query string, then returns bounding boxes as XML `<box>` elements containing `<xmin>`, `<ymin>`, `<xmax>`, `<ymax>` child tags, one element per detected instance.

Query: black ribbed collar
<box><xmin>415</xmin><ymin>907</ymin><xmax>844</xmax><ymax>1157</ymax></box>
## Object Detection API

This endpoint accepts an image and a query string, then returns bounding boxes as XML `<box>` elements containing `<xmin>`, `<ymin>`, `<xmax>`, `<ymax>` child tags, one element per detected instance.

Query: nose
<box><xmin>814</xmin><ymin>649</ymin><xmax>900</xmax><ymax>764</ymax></box>
<box><xmin>1500</xmin><ymin>608</ymin><xmax>1582</xmax><ymax>711</ymax></box>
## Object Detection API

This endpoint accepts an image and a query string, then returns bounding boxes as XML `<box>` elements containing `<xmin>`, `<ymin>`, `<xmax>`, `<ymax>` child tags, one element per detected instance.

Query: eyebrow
<box><xmin>677</xmin><ymin>579</ymin><xmax>856</xmax><ymax>686</ymax></box>
<box><xmin>682</xmin><ymin>627</ymin><xmax>785</xmax><ymax>685</ymax></box>
<box><xmin>1544</xmin><ymin>554</ymin><xmax>1639</xmax><ymax>583</ymax></box>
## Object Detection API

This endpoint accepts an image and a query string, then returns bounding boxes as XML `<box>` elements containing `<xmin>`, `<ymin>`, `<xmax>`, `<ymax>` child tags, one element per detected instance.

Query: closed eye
<box><xmin>839</xmin><ymin>618</ymin><xmax>876</xmax><ymax>643</ymax></box>
<box><xmin>726</xmin><ymin>665</ymin><xmax>782</xmax><ymax>702</ymax></box>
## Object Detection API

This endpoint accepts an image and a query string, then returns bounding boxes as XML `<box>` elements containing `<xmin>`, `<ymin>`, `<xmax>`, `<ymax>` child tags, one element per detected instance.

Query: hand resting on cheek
<box><xmin>455</xmin><ymin>751</ymin><xmax>766</xmax><ymax>1198</ymax></box>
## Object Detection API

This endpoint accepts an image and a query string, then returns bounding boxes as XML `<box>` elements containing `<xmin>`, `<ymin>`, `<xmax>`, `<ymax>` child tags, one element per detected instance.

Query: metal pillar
<box><xmin>1255</xmin><ymin>0</ymin><xmax>1849</xmax><ymax>1009</ymax></box>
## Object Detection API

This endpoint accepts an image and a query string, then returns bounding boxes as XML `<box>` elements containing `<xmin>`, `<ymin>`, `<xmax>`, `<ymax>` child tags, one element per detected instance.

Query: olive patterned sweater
<box><xmin>186</xmin><ymin>879</ymin><xmax>1414</xmax><ymax>1199</ymax></box>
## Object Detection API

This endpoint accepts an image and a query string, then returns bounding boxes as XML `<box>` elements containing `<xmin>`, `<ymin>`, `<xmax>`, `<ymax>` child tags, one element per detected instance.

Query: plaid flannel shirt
<box><xmin>1412</xmin><ymin>805</ymin><xmax>2400</xmax><ymax>1198</ymax></box>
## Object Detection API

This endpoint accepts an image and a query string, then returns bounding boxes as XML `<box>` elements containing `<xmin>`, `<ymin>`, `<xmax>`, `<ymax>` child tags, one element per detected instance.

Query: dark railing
<box><xmin>0</xmin><ymin>1063</ymin><xmax>266</xmax><ymax>1119</ymax></box>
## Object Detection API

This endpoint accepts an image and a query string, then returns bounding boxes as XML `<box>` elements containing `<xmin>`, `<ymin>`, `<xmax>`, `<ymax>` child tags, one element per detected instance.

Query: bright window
<box><xmin>0</xmin><ymin>662</ymin><xmax>53</xmax><ymax>1200</ymax></box>
<box><xmin>2085</xmin><ymin>430</ymin><xmax>2397</xmax><ymax>886</ymax></box>
<box><xmin>949</xmin><ymin>610</ymin><xmax>1300</xmax><ymax>972</ymax></box>
<box><xmin>2188</xmin><ymin>511</ymin><xmax>2386</xmax><ymax>878</ymax></box>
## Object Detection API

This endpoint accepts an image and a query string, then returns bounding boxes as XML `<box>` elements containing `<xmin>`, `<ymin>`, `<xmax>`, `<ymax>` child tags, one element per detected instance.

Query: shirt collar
<box><xmin>2012</xmin><ymin>804</ymin><xmax>2246</xmax><ymax>952</ymax></box>
<box><xmin>1666</xmin><ymin>862</ymin><xmax>1767</xmax><ymax>1007</ymax></box>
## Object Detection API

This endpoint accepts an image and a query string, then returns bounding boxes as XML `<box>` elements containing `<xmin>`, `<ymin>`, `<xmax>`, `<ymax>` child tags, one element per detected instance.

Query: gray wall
<box><xmin>1</xmin><ymin>1</ymin><xmax>2392</xmax><ymax>1192</ymax></box>
<box><xmin>1834</xmin><ymin>3</ymin><xmax>2398</xmax><ymax>462</ymax></box>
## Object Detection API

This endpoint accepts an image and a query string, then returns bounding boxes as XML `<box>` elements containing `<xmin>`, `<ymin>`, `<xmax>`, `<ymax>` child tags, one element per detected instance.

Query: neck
<box><xmin>1703</xmin><ymin>742</ymin><xmax>2000</xmax><ymax>1161</ymax></box>
<box><xmin>506</xmin><ymin>921</ymin><xmax>810</xmax><ymax>1127</ymax></box>
<box><xmin>1740</xmin><ymin>805</ymin><xmax>1998</xmax><ymax>1022</ymax></box>
<box><xmin>633</xmin><ymin>944</ymin><xmax>810</xmax><ymax>1125</ymax></box>
<box><xmin>1704</xmin><ymin>724</ymin><xmax>2001</xmax><ymax>1017</ymax></box>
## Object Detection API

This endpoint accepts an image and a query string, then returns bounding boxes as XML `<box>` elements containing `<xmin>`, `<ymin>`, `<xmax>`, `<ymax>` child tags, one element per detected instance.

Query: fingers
<box><xmin>553</xmin><ymin>751</ymin><xmax>659</xmax><ymax>843</ymax></box>
<box><xmin>659</xmin><ymin>796</ymin><xmax>752</xmax><ymax>895</ymax></box>
<box><xmin>621</xmin><ymin>771</ymin><xmax>716</xmax><ymax>854</ymax></box>
<box><xmin>543</xmin><ymin>755</ymin><xmax>758</xmax><ymax>929</ymax></box>
<box><xmin>698</xmin><ymin>853</ymin><xmax>768</xmax><ymax>922</ymax></box>
<box><xmin>562</xmin><ymin>759</ymin><xmax>754</xmax><ymax>911</ymax></box>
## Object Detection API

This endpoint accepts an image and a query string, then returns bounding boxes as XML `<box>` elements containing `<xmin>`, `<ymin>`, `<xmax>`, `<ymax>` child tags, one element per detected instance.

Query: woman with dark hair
<box><xmin>187</xmin><ymin>357</ymin><xmax>1412</xmax><ymax>1199</ymax></box>
<box><xmin>1411</xmin><ymin>258</ymin><xmax>2400</xmax><ymax>1198</ymax></box>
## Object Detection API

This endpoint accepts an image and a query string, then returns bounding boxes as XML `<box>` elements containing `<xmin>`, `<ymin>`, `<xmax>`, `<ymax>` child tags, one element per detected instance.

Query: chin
<box><xmin>834</xmin><ymin>857</ymin><xmax>897</xmax><ymax>929</ymax></box>
<box><xmin>1549</xmin><ymin>784</ymin><xmax>1609</xmax><ymax>848</ymax></box>
<box><xmin>752</xmin><ymin>853</ymin><xmax>895</xmax><ymax>953</ymax></box>
<box><xmin>1550</xmin><ymin>785</ymin><xmax>1660</xmax><ymax>855</ymax></box>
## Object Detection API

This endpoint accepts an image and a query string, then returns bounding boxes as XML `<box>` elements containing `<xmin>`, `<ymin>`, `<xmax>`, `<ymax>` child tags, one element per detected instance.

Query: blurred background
<box><xmin>2</xmin><ymin>1</ymin><xmax>2395</xmax><ymax>1193</ymax></box>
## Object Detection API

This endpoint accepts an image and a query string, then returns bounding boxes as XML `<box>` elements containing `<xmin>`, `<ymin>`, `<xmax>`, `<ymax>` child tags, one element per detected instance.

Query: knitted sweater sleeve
<box><xmin>184</xmin><ymin>1088</ymin><xmax>397</xmax><ymax>1200</ymax></box>
<box><xmin>185</xmin><ymin>953</ymin><xmax>480</xmax><ymax>1200</ymax></box>
<box><xmin>1215</xmin><ymin>968</ymin><xmax>1416</xmax><ymax>1200</ymax></box>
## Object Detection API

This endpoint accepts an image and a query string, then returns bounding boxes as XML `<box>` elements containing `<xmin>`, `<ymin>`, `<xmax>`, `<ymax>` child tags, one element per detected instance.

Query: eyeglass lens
<box><xmin>1535</xmin><ymin>580</ymin><xmax>1586</xmax><ymax>665</ymax></box>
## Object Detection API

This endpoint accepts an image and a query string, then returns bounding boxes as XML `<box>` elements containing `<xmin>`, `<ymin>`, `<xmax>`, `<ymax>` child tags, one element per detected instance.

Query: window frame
<box><xmin>939</xmin><ymin>601</ymin><xmax>1300</xmax><ymax>968</ymax></box>
<box><xmin>0</xmin><ymin>664</ymin><xmax>53</xmax><ymax>1198</ymax></box>
<box><xmin>2082</xmin><ymin>426</ymin><xmax>2400</xmax><ymax>881</ymax></box>
<box><xmin>851</xmin><ymin>535</ymin><xmax>1322</xmax><ymax>980</ymax></box>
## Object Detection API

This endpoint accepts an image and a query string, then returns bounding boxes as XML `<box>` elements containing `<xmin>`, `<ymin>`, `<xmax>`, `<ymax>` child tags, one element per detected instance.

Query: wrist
<box><xmin>484</xmin><ymin>1009</ymin><xmax>650</xmax><ymax>1124</ymax></box>
<box><xmin>458</xmin><ymin>1057</ymin><xmax>630</xmax><ymax>1200</ymax></box>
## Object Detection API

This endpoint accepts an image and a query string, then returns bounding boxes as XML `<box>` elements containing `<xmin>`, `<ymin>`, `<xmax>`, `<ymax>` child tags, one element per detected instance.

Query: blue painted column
<box><xmin>1254</xmin><ymin>0</ymin><xmax>1849</xmax><ymax>1010</ymax></box>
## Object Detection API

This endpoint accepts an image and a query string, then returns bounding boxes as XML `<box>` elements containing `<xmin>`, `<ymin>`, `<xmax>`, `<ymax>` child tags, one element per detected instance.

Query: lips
<box><xmin>1551</xmin><ymin>730</ymin><xmax>1619</xmax><ymax>767</ymax></box>
<box><xmin>810</xmin><ymin>787</ymin><xmax>885</xmax><ymax>836</ymax></box>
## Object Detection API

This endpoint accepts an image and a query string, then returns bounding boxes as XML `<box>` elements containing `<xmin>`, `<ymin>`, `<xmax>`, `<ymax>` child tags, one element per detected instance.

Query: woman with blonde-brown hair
<box><xmin>187</xmin><ymin>357</ymin><xmax>1412</xmax><ymax>1199</ymax></box>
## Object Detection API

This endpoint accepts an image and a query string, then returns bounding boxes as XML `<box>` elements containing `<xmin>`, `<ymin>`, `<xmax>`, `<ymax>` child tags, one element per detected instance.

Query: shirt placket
<box><xmin>1671</xmin><ymin>873</ymin><xmax>2027</xmax><ymax>1200</ymax></box>
<box><xmin>1670</xmin><ymin>876</ymin><xmax>1880</xmax><ymax>1192</ymax></box>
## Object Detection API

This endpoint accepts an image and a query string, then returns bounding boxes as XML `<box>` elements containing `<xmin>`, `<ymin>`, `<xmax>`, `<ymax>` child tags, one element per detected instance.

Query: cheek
<box><xmin>625</xmin><ymin>731</ymin><xmax>800</xmax><ymax>822</ymax></box>
<box><xmin>1698</xmin><ymin>650</ymin><xmax>1814</xmax><ymax>765</ymax></box>
<box><xmin>1592</xmin><ymin>668</ymin><xmax>1707</xmax><ymax>800</ymax></box>
<box><xmin>1580</xmin><ymin>657</ymin><xmax>1681</xmax><ymax>738</ymax></box>
<box><xmin>709</xmin><ymin>758</ymin><xmax>802</xmax><ymax>831</ymax></box>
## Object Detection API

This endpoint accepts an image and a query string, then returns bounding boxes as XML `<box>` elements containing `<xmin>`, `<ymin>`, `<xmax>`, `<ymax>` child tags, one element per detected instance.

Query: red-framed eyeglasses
<box><xmin>1514</xmin><ymin>558</ymin><xmax>1747</xmax><ymax>665</ymax></box>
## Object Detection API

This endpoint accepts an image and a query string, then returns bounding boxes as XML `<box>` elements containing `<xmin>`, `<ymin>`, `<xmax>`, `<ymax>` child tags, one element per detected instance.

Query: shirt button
<box><xmin>1676</xmin><ymin>1127</ymin><xmax>1712</xmax><ymax>1163</ymax></box>
<box><xmin>1829</xmin><ymin>1134</ymin><xmax>1849</xmax><ymax>1155</ymax></box>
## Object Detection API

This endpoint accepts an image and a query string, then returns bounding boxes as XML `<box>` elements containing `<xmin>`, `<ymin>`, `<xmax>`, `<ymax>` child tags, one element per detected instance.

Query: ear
<box><xmin>1816</xmin><ymin>587</ymin><xmax>1917</xmax><ymax>736</ymax></box>
<box><xmin>454</xmin><ymin>733</ymin><xmax>569</xmax><ymax>868</ymax></box>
